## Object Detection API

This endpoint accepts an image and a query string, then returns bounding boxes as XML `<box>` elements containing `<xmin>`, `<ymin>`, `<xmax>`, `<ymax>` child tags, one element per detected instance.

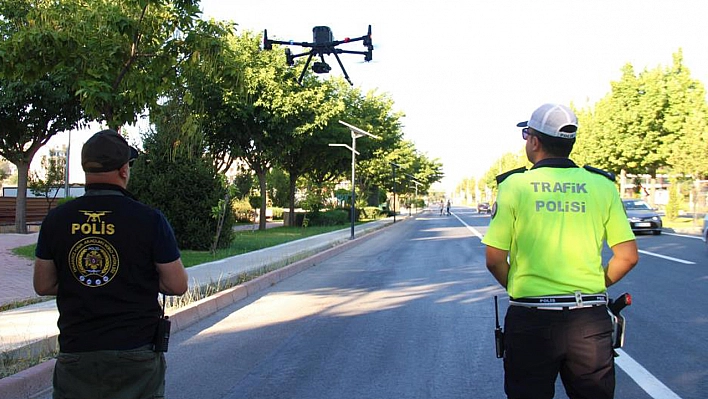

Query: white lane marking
<box><xmin>451</xmin><ymin>212</ymin><xmax>484</xmax><ymax>239</ymax></box>
<box><xmin>663</xmin><ymin>232</ymin><xmax>702</xmax><ymax>240</ymax></box>
<box><xmin>638</xmin><ymin>250</ymin><xmax>696</xmax><ymax>265</ymax></box>
<box><xmin>615</xmin><ymin>349</ymin><xmax>683</xmax><ymax>399</ymax></box>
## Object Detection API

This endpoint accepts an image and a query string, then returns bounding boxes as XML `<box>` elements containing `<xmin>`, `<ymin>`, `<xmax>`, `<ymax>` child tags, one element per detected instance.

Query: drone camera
<box><xmin>312</xmin><ymin>61</ymin><xmax>331</xmax><ymax>74</ymax></box>
<box><xmin>313</xmin><ymin>26</ymin><xmax>334</xmax><ymax>45</ymax></box>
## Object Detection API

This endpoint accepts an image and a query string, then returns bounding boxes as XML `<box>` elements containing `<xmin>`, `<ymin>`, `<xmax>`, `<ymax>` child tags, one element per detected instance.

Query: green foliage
<box><xmin>482</xmin><ymin>150</ymin><xmax>529</xmax><ymax>192</ymax></box>
<box><xmin>267</xmin><ymin>167</ymin><xmax>289</xmax><ymax>207</ymax></box>
<box><xmin>248</xmin><ymin>196</ymin><xmax>261</xmax><ymax>210</ymax></box>
<box><xmin>307</xmin><ymin>209</ymin><xmax>349</xmax><ymax>226</ymax></box>
<box><xmin>28</xmin><ymin>154</ymin><xmax>66</xmax><ymax>212</ymax></box>
<box><xmin>130</xmin><ymin>153</ymin><xmax>234</xmax><ymax>251</ymax></box>
<box><xmin>129</xmin><ymin>110</ymin><xmax>235</xmax><ymax>251</ymax></box>
<box><xmin>232</xmin><ymin>169</ymin><xmax>255</xmax><ymax>200</ymax></box>
<box><xmin>572</xmin><ymin>50</ymin><xmax>708</xmax><ymax>178</ymax></box>
<box><xmin>0</xmin><ymin>160</ymin><xmax>12</xmax><ymax>182</ymax></box>
<box><xmin>300</xmin><ymin>187</ymin><xmax>326</xmax><ymax>213</ymax></box>
<box><xmin>665</xmin><ymin>181</ymin><xmax>681</xmax><ymax>221</ymax></box>
<box><xmin>361</xmin><ymin>206</ymin><xmax>385</xmax><ymax>220</ymax></box>
<box><xmin>271</xmin><ymin>207</ymin><xmax>284</xmax><ymax>220</ymax></box>
<box><xmin>0</xmin><ymin>73</ymin><xmax>84</xmax><ymax>232</ymax></box>
<box><xmin>0</xmin><ymin>0</ymin><xmax>208</xmax><ymax>129</ymax></box>
<box><xmin>231</xmin><ymin>198</ymin><xmax>254</xmax><ymax>223</ymax></box>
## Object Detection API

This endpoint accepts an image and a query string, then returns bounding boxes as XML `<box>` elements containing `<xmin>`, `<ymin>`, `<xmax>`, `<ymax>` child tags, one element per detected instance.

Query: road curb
<box><xmin>0</xmin><ymin>216</ymin><xmax>410</xmax><ymax>399</ymax></box>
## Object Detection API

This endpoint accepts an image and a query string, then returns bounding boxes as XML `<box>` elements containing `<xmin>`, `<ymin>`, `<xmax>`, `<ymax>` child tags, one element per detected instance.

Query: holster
<box><xmin>610</xmin><ymin>312</ymin><xmax>626</xmax><ymax>349</ymax></box>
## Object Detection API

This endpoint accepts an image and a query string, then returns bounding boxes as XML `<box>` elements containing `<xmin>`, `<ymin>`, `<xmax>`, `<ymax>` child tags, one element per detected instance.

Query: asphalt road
<box><xmin>162</xmin><ymin>207</ymin><xmax>706</xmax><ymax>399</ymax></box>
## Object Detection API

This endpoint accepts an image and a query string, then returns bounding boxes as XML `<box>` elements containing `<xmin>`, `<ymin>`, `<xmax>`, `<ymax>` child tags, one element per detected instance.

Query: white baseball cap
<box><xmin>516</xmin><ymin>103</ymin><xmax>578</xmax><ymax>139</ymax></box>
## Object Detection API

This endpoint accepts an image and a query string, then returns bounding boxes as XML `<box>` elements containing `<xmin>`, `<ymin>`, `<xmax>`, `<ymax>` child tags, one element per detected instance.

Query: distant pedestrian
<box><xmin>446</xmin><ymin>199</ymin><xmax>451</xmax><ymax>216</ymax></box>
<box><xmin>34</xmin><ymin>129</ymin><xmax>188</xmax><ymax>399</ymax></box>
<box><xmin>439</xmin><ymin>200</ymin><xmax>445</xmax><ymax>216</ymax></box>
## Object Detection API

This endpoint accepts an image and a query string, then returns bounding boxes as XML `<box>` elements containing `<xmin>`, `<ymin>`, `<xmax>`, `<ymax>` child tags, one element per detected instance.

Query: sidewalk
<box><xmin>0</xmin><ymin>233</ymin><xmax>40</xmax><ymax>309</ymax></box>
<box><xmin>0</xmin><ymin>216</ymin><xmax>405</xmax><ymax>399</ymax></box>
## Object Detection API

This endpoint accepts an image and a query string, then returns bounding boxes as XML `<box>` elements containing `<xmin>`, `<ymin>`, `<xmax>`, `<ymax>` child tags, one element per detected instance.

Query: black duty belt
<box><xmin>510</xmin><ymin>293</ymin><xmax>607</xmax><ymax>310</ymax></box>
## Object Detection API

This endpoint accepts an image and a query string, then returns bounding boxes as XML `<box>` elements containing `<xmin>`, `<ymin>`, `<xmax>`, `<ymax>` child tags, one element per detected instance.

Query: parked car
<box><xmin>477</xmin><ymin>202</ymin><xmax>491</xmax><ymax>214</ymax></box>
<box><xmin>622</xmin><ymin>199</ymin><xmax>662</xmax><ymax>235</ymax></box>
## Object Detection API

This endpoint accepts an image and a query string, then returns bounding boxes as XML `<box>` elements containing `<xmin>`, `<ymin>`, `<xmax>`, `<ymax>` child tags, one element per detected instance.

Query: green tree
<box><xmin>0</xmin><ymin>0</ymin><xmax>214</xmax><ymax>233</ymax></box>
<box><xmin>130</xmin><ymin>104</ymin><xmax>235</xmax><ymax>251</ymax></box>
<box><xmin>28</xmin><ymin>152</ymin><xmax>66</xmax><ymax>213</ymax></box>
<box><xmin>0</xmin><ymin>159</ymin><xmax>11</xmax><ymax>183</ymax></box>
<box><xmin>275</xmin><ymin>78</ymin><xmax>347</xmax><ymax>226</ymax></box>
<box><xmin>481</xmin><ymin>150</ymin><xmax>528</xmax><ymax>194</ymax></box>
<box><xmin>573</xmin><ymin>50</ymin><xmax>708</xmax><ymax>178</ymax></box>
<box><xmin>267</xmin><ymin>167</ymin><xmax>289</xmax><ymax>207</ymax></box>
<box><xmin>0</xmin><ymin>76</ymin><xmax>83</xmax><ymax>233</ymax></box>
<box><xmin>664</xmin><ymin>179</ymin><xmax>681</xmax><ymax>221</ymax></box>
<box><xmin>1</xmin><ymin>0</ymin><xmax>207</xmax><ymax>129</ymax></box>
<box><xmin>456</xmin><ymin>177</ymin><xmax>477</xmax><ymax>204</ymax></box>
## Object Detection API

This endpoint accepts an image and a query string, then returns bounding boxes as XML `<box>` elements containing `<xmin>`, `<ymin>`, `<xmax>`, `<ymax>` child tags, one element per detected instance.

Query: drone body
<box><xmin>263</xmin><ymin>25</ymin><xmax>373</xmax><ymax>86</ymax></box>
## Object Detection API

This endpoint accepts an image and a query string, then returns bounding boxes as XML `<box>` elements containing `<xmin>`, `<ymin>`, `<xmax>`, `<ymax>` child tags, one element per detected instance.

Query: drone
<box><xmin>263</xmin><ymin>25</ymin><xmax>373</xmax><ymax>86</ymax></box>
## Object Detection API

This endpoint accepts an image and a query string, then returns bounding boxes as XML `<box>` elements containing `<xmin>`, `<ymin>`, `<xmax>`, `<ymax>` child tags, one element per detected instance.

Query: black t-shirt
<box><xmin>35</xmin><ymin>184</ymin><xmax>180</xmax><ymax>352</ymax></box>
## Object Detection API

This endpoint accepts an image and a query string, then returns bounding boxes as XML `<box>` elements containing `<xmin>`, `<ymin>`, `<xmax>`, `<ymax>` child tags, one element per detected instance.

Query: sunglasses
<box><xmin>521</xmin><ymin>127</ymin><xmax>532</xmax><ymax>140</ymax></box>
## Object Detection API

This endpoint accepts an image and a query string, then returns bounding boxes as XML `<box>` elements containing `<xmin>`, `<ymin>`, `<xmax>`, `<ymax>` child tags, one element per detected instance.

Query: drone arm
<box><xmin>336</xmin><ymin>50</ymin><xmax>369</xmax><ymax>56</ymax></box>
<box><xmin>266</xmin><ymin>39</ymin><xmax>312</xmax><ymax>47</ymax></box>
<box><xmin>332</xmin><ymin>51</ymin><xmax>353</xmax><ymax>86</ymax></box>
<box><xmin>288</xmin><ymin>51</ymin><xmax>315</xmax><ymax>60</ymax></box>
<box><xmin>336</xmin><ymin>49</ymin><xmax>373</xmax><ymax>62</ymax></box>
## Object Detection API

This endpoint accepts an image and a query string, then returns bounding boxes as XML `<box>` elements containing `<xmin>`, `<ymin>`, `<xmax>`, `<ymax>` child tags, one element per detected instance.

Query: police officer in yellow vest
<box><xmin>482</xmin><ymin>103</ymin><xmax>639</xmax><ymax>399</ymax></box>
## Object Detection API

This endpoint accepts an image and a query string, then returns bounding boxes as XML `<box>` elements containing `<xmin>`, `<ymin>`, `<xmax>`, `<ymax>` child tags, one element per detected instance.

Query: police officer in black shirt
<box><xmin>34</xmin><ymin>129</ymin><xmax>188</xmax><ymax>399</ymax></box>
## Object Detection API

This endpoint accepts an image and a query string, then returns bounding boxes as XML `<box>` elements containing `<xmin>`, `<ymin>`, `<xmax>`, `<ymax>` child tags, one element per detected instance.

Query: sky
<box><xmin>41</xmin><ymin>0</ymin><xmax>708</xmax><ymax>192</ymax></box>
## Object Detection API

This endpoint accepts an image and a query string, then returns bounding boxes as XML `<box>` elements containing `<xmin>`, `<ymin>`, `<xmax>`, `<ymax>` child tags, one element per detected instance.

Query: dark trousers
<box><xmin>53</xmin><ymin>345</ymin><xmax>166</xmax><ymax>399</ymax></box>
<box><xmin>503</xmin><ymin>305</ymin><xmax>615</xmax><ymax>399</ymax></box>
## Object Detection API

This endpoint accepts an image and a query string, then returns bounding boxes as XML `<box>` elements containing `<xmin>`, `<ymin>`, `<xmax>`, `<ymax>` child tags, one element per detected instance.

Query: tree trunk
<box><xmin>14</xmin><ymin>161</ymin><xmax>29</xmax><ymax>234</ymax></box>
<box><xmin>257</xmin><ymin>170</ymin><xmax>267</xmax><ymax>231</ymax></box>
<box><xmin>287</xmin><ymin>172</ymin><xmax>298</xmax><ymax>227</ymax></box>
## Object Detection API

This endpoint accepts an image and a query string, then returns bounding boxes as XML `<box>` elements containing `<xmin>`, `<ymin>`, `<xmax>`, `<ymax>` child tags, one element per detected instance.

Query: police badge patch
<box><xmin>69</xmin><ymin>237</ymin><xmax>119</xmax><ymax>287</ymax></box>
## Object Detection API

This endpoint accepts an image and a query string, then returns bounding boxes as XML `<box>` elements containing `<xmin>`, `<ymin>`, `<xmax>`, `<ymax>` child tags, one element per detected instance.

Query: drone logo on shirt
<box><xmin>72</xmin><ymin>210</ymin><xmax>115</xmax><ymax>236</ymax></box>
<box><xmin>68</xmin><ymin>237</ymin><xmax>119</xmax><ymax>287</ymax></box>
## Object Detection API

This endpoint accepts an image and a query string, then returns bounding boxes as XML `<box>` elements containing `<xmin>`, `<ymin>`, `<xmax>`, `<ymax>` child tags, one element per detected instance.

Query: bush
<box><xmin>271</xmin><ymin>207</ymin><xmax>284</xmax><ymax>220</ymax></box>
<box><xmin>307</xmin><ymin>209</ymin><xmax>349</xmax><ymax>226</ymax></box>
<box><xmin>232</xmin><ymin>198</ymin><xmax>254</xmax><ymax>223</ymax></box>
<box><xmin>130</xmin><ymin>152</ymin><xmax>234</xmax><ymax>251</ymax></box>
<box><xmin>361</xmin><ymin>206</ymin><xmax>383</xmax><ymax>220</ymax></box>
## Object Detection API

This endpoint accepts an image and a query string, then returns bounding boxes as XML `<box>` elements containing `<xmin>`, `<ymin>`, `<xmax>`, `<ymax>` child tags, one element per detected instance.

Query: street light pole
<box><xmin>404</xmin><ymin>174</ymin><xmax>422</xmax><ymax>214</ymax></box>
<box><xmin>331</xmin><ymin>121</ymin><xmax>381</xmax><ymax>240</ymax></box>
<box><xmin>409</xmin><ymin>179</ymin><xmax>421</xmax><ymax>214</ymax></box>
<box><xmin>64</xmin><ymin>131</ymin><xmax>71</xmax><ymax>198</ymax></box>
<box><xmin>390</xmin><ymin>162</ymin><xmax>400</xmax><ymax>223</ymax></box>
<box><xmin>350</xmin><ymin>134</ymin><xmax>356</xmax><ymax>239</ymax></box>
